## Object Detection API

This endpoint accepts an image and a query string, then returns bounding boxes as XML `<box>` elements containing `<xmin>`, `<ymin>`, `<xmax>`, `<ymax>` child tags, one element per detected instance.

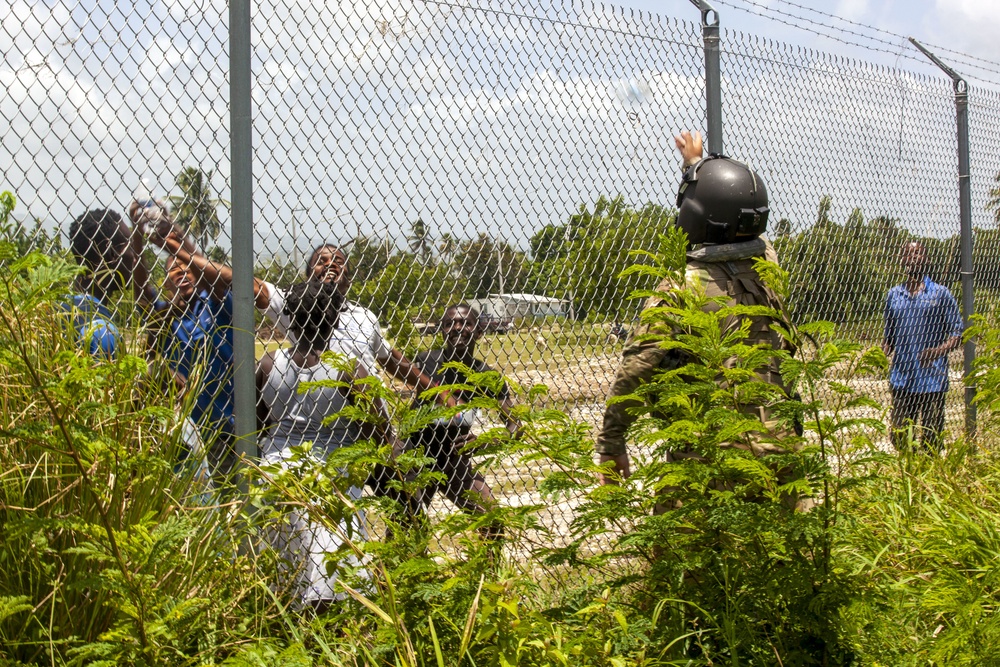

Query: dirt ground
<box><xmin>411</xmin><ymin>347</ymin><xmax>969</xmax><ymax>567</ymax></box>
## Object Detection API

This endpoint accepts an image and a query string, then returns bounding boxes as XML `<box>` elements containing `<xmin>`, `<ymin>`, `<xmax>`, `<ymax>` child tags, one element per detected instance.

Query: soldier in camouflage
<box><xmin>597</xmin><ymin>130</ymin><xmax>794</xmax><ymax>483</ymax></box>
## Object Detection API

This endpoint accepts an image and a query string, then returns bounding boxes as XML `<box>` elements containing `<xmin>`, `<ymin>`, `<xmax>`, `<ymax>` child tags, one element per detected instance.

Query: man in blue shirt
<box><xmin>136</xmin><ymin>206</ymin><xmax>270</xmax><ymax>478</ymax></box>
<box><xmin>883</xmin><ymin>241</ymin><xmax>963</xmax><ymax>451</ymax></box>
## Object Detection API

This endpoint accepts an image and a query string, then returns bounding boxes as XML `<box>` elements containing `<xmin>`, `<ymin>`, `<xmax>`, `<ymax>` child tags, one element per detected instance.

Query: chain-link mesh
<box><xmin>6</xmin><ymin>0</ymin><xmax>1000</xmax><ymax>587</ymax></box>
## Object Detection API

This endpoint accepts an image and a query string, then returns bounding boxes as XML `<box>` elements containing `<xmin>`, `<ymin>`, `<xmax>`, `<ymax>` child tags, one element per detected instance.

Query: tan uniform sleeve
<box><xmin>595</xmin><ymin>333</ymin><xmax>671</xmax><ymax>456</ymax></box>
<box><xmin>595</xmin><ymin>275</ymin><xmax>682</xmax><ymax>456</ymax></box>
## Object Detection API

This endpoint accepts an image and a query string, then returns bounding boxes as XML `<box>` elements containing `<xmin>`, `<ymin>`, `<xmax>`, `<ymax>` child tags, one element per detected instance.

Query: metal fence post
<box><xmin>230</xmin><ymin>0</ymin><xmax>258</xmax><ymax>472</ymax></box>
<box><xmin>909</xmin><ymin>38</ymin><xmax>977</xmax><ymax>438</ymax></box>
<box><xmin>689</xmin><ymin>0</ymin><xmax>723</xmax><ymax>154</ymax></box>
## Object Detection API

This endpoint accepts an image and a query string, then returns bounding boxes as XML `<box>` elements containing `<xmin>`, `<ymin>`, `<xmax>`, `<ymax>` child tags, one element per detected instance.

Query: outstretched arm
<box><xmin>130</xmin><ymin>201</ymin><xmax>197</xmax><ymax>256</ymax></box>
<box><xmin>109</xmin><ymin>213</ymin><xmax>156</xmax><ymax>307</ymax></box>
<box><xmin>255</xmin><ymin>352</ymin><xmax>276</xmax><ymax>432</ymax></box>
<box><xmin>599</xmin><ymin>453</ymin><xmax>632</xmax><ymax>484</ymax></box>
<box><xmin>381</xmin><ymin>348</ymin><xmax>458</xmax><ymax>408</ymax></box>
<box><xmin>142</xmin><ymin>209</ymin><xmax>270</xmax><ymax>308</ymax></box>
<box><xmin>918</xmin><ymin>289</ymin><xmax>964</xmax><ymax>366</ymax></box>
<box><xmin>348</xmin><ymin>361</ymin><xmax>404</xmax><ymax>456</ymax></box>
<box><xmin>499</xmin><ymin>394</ymin><xmax>520</xmax><ymax>437</ymax></box>
<box><xmin>595</xmin><ymin>318</ymin><xmax>676</xmax><ymax>485</ymax></box>
<box><xmin>917</xmin><ymin>334</ymin><xmax>961</xmax><ymax>366</ymax></box>
<box><xmin>882</xmin><ymin>292</ymin><xmax>895</xmax><ymax>358</ymax></box>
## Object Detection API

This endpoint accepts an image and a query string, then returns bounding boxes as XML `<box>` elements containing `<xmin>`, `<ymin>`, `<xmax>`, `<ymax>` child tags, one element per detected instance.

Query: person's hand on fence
<box><xmin>130</xmin><ymin>200</ymin><xmax>174</xmax><ymax>246</ymax></box>
<box><xmin>674</xmin><ymin>130</ymin><xmax>704</xmax><ymax>167</ymax></box>
<box><xmin>130</xmin><ymin>200</ymin><xmax>201</xmax><ymax>259</ymax></box>
<box><xmin>435</xmin><ymin>386</ymin><xmax>460</xmax><ymax>409</ymax></box>
<box><xmin>451</xmin><ymin>431</ymin><xmax>478</xmax><ymax>455</ymax></box>
<box><xmin>137</xmin><ymin>210</ymin><xmax>190</xmax><ymax>256</ymax></box>
<box><xmin>389</xmin><ymin>434</ymin><xmax>407</xmax><ymax>460</ymax></box>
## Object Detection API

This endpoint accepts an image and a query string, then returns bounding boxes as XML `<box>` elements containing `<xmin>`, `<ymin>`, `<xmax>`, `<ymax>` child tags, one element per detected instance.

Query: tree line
<box><xmin>257</xmin><ymin>195</ymin><xmax>675</xmax><ymax>326</ymax></box>
<box><xmin>30</xmin><ymin>164</ymin><xmax>1000</xmax><ymax>331</ymax></box>
<box><xmin>776</xmin><ymin>190</ymin><xmax>1000</xmax><ymax>327</ymax></box>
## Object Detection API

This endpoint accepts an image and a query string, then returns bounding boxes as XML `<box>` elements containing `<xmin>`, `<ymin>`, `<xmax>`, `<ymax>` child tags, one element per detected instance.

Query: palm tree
<box><xmin>406</xmin><ymin>217</ymin><xmax>434</xmax><ymax>265</ymax></box>
<box><xmin>169</xmin><ymin>167</ymin><xmax>228</xmax><ymax>250</ymax></box>
<box><xmin>438</xmin><ymin>232</ymin><xmax>458</xmax><ymax>265</ymax></box>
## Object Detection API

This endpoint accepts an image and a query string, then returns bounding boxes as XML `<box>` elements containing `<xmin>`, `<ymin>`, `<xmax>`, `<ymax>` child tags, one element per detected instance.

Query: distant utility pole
<box><xmin>496</xmin><ymin>241</ymin><xmax>505</xmax><ymax>295</ymax></box>
<box><xmin>564</xmin><ymin>225</ymin><xmax>576</xmax><ymax>321</ymax></box>
<box><xmin>290</xmin><ymin>206</ymin><xmax>305</xmax><ymax>268</ymax></box>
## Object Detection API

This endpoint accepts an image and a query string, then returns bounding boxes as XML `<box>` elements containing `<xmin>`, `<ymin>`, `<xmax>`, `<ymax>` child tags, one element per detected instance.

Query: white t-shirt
<box><xmin>262</xmin><ymin>282</ymin><xmax>391</xmax><ymax>374</ymax></box>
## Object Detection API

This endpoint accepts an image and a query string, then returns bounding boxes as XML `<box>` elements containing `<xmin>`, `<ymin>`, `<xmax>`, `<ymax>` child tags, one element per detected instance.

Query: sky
<box><xmin>3</xmin><ymin>0</ymin><xmax>1000</xmax><ymax>265</ymax></box>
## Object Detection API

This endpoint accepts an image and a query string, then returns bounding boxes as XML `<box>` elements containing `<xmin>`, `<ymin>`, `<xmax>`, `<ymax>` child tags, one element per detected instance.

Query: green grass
<box><xmin>256</xmin><ymin>323</ymin><xmax>625</xmax><ymax>375</ymax></box>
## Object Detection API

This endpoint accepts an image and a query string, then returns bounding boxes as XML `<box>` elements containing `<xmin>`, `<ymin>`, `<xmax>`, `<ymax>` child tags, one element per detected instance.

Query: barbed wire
<box><xmin>766</xmin><ymin>0</ymin><xmax>1000</xmax><ymax>72</ymax></box>
<box><xmin>418</xmin><ymin>0</ymin><xmax>700</xmax><ymax>49</ymax></box>
<box><xmin>714</xmin><ymin>0</ymin><xmax>1000</xmax><ymax>86</ymax></box>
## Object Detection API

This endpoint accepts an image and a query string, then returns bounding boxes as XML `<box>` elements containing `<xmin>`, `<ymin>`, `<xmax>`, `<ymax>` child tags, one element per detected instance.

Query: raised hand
<box><xmin>674</xmin><ymin>130</ymin><xmax>704</xmax><ymax>166</ymax></box>
<box><xmin>129</xmin><ymin>200</ymin><xmax>175</xmax><ymax>248</ymax></box>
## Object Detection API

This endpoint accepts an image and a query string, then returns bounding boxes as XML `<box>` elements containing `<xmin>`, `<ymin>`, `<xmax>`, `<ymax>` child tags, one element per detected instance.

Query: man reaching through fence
<box><xmin>134</xmin><ymin>203</ymin><xmax>271</xmax><ymax>479</ymax></box>
<box><xmin>390</xmin><ymin>304</ymin><xmax>517</xmax><ymax>532</ymax></box>
<box><xmin>883</xmin><ymin>240</ymin><xmax>962</xmax><ymax>452</ymax></box>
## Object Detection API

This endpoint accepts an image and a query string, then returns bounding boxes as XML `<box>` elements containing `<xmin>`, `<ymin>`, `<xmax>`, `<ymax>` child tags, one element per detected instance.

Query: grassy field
<box><xmin>256</xmin><ymin>322</ymin><xmax>625</xmax><ymax>374</ymax></box>
<box><xmin>255</xmin><ymin>319</ymin><xmax>971</xmax><ymax>449</ymax></box>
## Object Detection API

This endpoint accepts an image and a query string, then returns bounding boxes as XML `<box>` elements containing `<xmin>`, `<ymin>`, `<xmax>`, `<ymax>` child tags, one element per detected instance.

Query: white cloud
<box><xmin>929</xmin><ymin>0</ymin><xmax>1000</xmax><ymax>64</ymax></box>
<box><xmin>834</xmin><ymin>0</ymin><xmax>871</xmax><ymax>22</ymax></box>
<box><xmin>162</xmin><ymin>0</ymin><xmax>226</xmax><ymax>23</ymax></box>
<box><xmin>3</xmin><ymin>0</ymin><xmax>999</xmax><ymax>255</ymax></box>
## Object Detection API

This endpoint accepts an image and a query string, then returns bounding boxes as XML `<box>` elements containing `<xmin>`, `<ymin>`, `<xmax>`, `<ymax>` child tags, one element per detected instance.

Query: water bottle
<box><xmin>134</xmin><ymin>177</ymin><xmax>157</xmax><ymax>211</ymax></box>
<box><xmin>133</xmin><ymin>178</ymin><xmax>164</xmax><ymax>232</ymax></box>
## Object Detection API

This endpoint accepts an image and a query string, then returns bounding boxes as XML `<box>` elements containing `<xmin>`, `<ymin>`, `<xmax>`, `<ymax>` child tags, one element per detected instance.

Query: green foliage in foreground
<box><xmin>3</xmin><ymin>190</ymin><xmax>1000</xmax><ymax>665</ymax></box>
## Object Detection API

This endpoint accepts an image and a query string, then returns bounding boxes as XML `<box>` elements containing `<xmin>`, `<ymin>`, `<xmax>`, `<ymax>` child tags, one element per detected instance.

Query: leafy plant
<box><xmin>0</xmin><ymin>191</ymin><xmax>273</xmax><ymax>664</ymax></box>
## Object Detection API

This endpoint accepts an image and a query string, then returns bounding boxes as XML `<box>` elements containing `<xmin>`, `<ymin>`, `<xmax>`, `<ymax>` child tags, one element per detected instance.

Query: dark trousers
<box><xmin>367</xmin><ymin>451</ymin><xmax>488</xmax><ymax>516</ymax></box>
<box><xmin>890</xmin><ymin>387</ymin><xmax>946</xmax><ymax>452</ymax></box>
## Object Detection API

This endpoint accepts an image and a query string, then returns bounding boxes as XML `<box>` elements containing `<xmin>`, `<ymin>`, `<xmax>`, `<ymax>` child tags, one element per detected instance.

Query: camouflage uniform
<box><xmin>596</xmin><ymin>236</ymin><xmax>794</xmax><ymax>461</ymax></box>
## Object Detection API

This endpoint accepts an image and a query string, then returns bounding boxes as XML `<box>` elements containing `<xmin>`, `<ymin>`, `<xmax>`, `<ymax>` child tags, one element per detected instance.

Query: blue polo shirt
<box><xmin>884</xmin><ymin>277</ymin><xmax>962</xmax><ymax>394</ymax></box>
<box><xmin>160</xmin><ymin>290</ymin><xmax>235</xmax><ymax>440</ymax></box>
<box><xmin>65</xmin><ymin>294</ymin><xmax>121</xmax><ymax>358</ymax></box>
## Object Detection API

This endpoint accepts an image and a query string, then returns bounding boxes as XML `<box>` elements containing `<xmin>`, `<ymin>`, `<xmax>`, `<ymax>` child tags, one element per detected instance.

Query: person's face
<box><xmin>164</xmin><ymin>256</ymin><xmax>197</xmax><ymax>304</ymax></box>
<box><xmin>309</xmin><ymin>247</ymin><xmax>350</xmax><ymax>297</ymax></box>
<box><xmin>901</xmin><ymin>244</ymin><xmax>927</xmax><ymax>277</ymax></box>
<box><xmin>441</xmin><ymin>307</ymin><xmax>481</xmax><ymax>355</ymax></box>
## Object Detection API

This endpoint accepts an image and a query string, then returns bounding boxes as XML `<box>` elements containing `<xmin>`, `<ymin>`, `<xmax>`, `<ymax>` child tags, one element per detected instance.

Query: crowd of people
<box><xmin>65</xmin><ymin>191</ymin><xmax>517</xmax><ymax>608</ymax></box>
<box><xmin>60</xmin><ymin>130</ymin><xmax>964</xmax><ymax>609</ymax></box>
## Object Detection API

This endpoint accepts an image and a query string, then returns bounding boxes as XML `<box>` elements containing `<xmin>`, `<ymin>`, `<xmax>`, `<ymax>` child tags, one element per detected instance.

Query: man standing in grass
<box><xmin>883</xmin><ymin>240</ymin><xmax>962</xmax><ymax>451</ymax></box>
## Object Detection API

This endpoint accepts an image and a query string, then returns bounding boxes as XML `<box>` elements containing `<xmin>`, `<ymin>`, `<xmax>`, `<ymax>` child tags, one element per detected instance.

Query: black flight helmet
<box><xmin>675</xmin><ymin>154</ymin><xmax>769</xmax><ymax>245</ymax></box>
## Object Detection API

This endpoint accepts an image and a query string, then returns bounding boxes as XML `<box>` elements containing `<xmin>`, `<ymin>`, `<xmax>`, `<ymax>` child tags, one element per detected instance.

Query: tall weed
<box><xmin>6</xmin><ymin>188</ymin><xmax>1000</xmax><ymax>665</ymax></box>
<box><xmin>0</xmin><ymin>193</ymin><xmax>276</xmax><ymax>663</ymax></box>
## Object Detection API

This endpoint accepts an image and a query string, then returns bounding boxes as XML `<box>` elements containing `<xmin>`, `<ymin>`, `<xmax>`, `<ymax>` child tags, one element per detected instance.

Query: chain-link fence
<box><xmin>6</xmin><ymin>0</ymin><xmax>1000</xmax><ymax>574</ymax></box>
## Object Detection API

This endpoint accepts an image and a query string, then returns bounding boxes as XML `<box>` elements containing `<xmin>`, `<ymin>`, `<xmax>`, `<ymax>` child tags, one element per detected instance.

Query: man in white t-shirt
<box><xmin>259</xmin><ymin>243</ymin><xmax>454</xmax><ymax>406</ymax></box>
